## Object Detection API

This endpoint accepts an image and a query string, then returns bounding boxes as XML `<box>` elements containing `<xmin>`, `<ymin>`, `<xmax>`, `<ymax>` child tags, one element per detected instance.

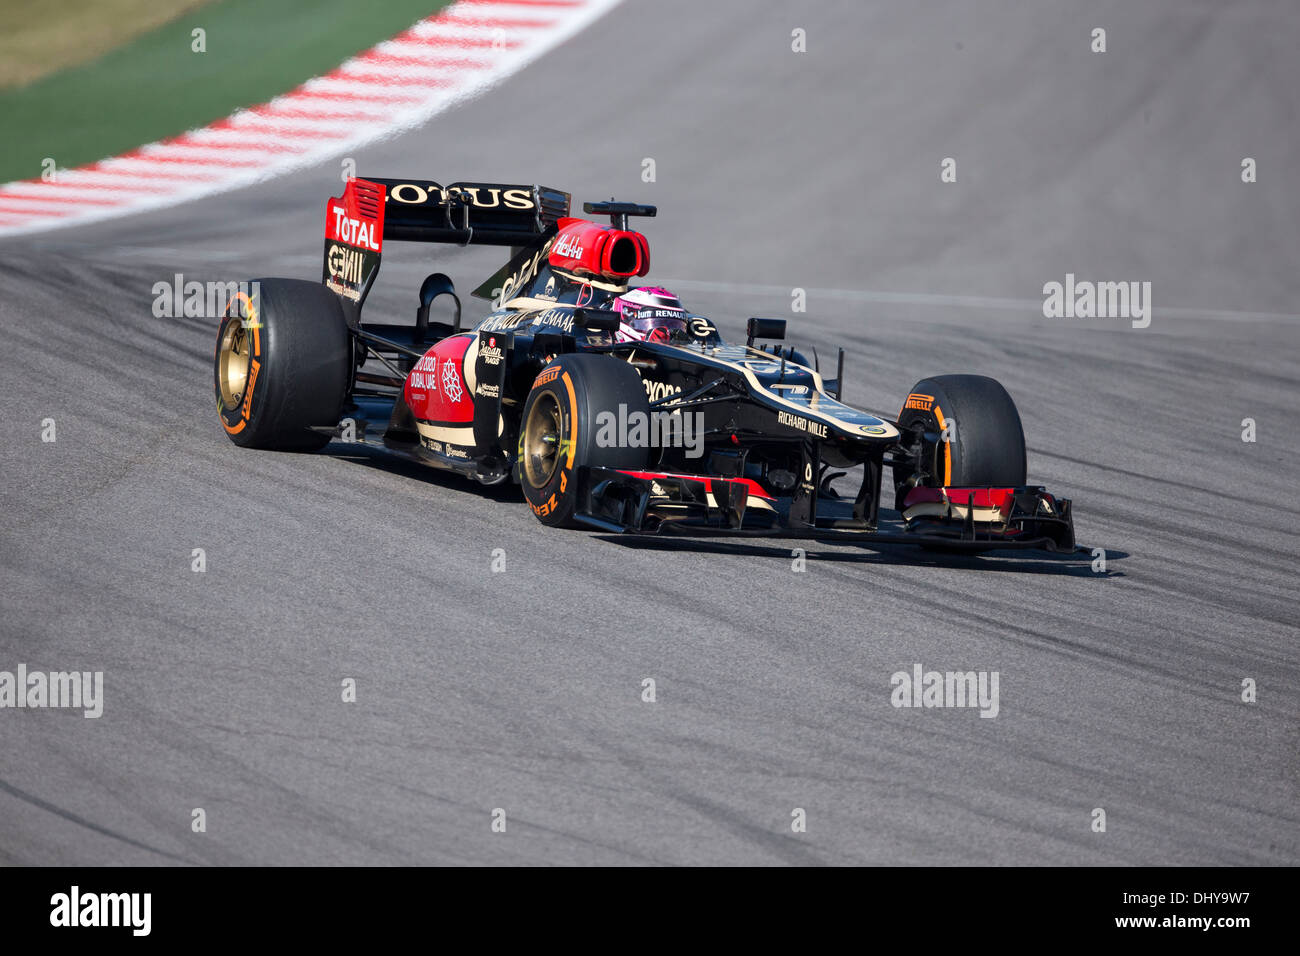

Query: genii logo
<box><xmin>326</xmin><ymin>244</ymin><xmax>364</xmax><ymax>284</ymax></box>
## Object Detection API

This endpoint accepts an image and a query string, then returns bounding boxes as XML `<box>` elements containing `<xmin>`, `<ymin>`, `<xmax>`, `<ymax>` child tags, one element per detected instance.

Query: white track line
<box><xmin>661</xmin><ymin>277</ymin><xmax>1300</xmax><ymax>324</ymax></box>
<box><xmin>0</xmin><ymin>0</ymin><xmax>624</xmax><ymax>237</ymax></box>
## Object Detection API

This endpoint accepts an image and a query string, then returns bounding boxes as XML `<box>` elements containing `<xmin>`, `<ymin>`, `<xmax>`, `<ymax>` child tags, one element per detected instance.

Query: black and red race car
<box><xmin>213</xmin><ymin>176</ymin><xmax>1075</xmax><ymax>552</ymax></box>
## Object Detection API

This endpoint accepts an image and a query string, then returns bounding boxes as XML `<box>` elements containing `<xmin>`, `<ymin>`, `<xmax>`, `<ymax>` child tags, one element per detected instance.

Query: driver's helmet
<box><xmin>612</xmin><ymin>286</ymin><xmax>687</xmax><ymax>343</ymax></box>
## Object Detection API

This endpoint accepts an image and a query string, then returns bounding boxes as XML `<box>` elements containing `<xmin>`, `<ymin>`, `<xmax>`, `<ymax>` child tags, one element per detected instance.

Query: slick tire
<box><xmin>893</xmin><ymin>374</ymin><xmax>1026</xmax><ymax>509</ymax></box>
<box><xmin>214</xmin><ymin>278</ymin><xmax>351</xmax><ymax>451</ymax></box>
<box><xmin>518</xmin><ymin>353</ymin><xmax>651</xmax><ymax>527</ymax></box>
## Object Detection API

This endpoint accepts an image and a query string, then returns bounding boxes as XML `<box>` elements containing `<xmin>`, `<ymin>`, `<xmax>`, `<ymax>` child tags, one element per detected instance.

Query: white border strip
<box><xmin>0</xmin><ymin>0</ymin><xmax>624</xmax><ymax>237</ymax></box>
<box><xmin>661</xmin><ymin>277</ymin><xmax>1300</xmax><ymax>324</ymax></box>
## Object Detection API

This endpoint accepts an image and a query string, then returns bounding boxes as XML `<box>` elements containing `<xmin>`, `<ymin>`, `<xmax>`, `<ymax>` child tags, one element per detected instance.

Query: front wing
<box><xmin>572</xmin><ymin>467</ymin><xmax>1077</xmax><ymax>553</ymax></box>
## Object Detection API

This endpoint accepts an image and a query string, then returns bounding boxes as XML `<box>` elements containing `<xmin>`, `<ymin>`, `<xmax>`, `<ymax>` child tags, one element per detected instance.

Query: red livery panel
<box><xmin>903</xmin><ymin>487</ymin><xmax>1018</xmax><ymax>516</ymax></box>
<box><xmin>405</xmin><ymin>333</ymin><xmax>474</xmax><ymax>424</ymax></box>
<box><xmin>616</xmin><ymin>470</ymin><xmax>775</xmax><ymax>501</ymax></box>
<box><xmin>326</xmin><ymin>178</ymin><xmax>384</xmax><ymax>251</ymax></box>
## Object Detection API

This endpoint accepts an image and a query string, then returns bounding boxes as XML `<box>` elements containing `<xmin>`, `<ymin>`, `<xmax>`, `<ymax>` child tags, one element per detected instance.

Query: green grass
<box><xmin>0</xmin><ymin>0</ymin><xmax>450</xmax><ymax>184</ymax></box>
<box><xmin>0</xmin><ymin>0</ymin><xmax>214</xmax><ymax>89</ymax></box>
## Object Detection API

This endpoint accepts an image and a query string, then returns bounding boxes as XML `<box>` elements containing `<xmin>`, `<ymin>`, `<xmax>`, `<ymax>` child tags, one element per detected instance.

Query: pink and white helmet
<box><xmin>612</xmin><ymin>286</ymin><xmax>687</xmax><ymax>343</ymax></box>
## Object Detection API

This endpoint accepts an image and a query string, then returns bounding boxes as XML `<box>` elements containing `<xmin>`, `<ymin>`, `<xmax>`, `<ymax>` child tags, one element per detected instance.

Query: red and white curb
<box><xmin>0</xmin><ymin>0</ymin><xmax>623</xmax><ymax>237</ymax></box>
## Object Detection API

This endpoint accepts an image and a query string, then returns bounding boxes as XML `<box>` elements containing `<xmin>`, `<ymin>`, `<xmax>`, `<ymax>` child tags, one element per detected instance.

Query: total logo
<box><xmin>331</xmin><ymin>207</ymin><xmax>380</xmax><ymax>251</ymax></box>
<box><xmin>553</xmin><ymin>234</ymin><xmax>584</xmax><ymax>259</ymax></box>
<box><xmin>480</xmin><ymin>336</ymin><xmax>504</xmax><ymax>366</ymax></box>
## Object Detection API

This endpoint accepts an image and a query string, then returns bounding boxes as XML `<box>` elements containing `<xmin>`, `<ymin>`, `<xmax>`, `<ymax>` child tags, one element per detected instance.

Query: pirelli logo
<box><xmin>905</xmin><ymin>392</ymin><xmax>934</xmax><ymax>412</ymax></box>
<box><xmin>533</xmin><ymin>366</ymin><xmax>561</xmax><ymax>388</ymax></box>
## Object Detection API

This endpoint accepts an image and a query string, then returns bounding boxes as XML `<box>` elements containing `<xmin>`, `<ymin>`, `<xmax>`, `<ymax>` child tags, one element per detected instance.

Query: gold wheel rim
<box><xmin>217</xmin><ymin>320</ymin><xmax>251</xmax><ymax>410</ymax></box>
<box><xmin>523</xmin><ymin>392</ymin><xmax>562</xmax><ymax>488</ymax></box>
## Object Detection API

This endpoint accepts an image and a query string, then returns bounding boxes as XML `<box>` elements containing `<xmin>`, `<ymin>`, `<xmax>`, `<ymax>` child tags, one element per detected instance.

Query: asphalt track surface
<box><xmin>1</xmin><ymin>0</ymin><xmax>1296</xmax><ymax>866</ymax></box>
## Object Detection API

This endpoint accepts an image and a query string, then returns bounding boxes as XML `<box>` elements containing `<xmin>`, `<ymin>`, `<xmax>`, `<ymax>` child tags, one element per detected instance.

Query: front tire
<box><xmin>892</xmin><ymin>374</ymin><xmax>1027</xmax><ymax>508</ymax></box>
<box><xmin>214</xmin><ymin>278</ymin><xmax>351</xmax><ymax>451</ymax></box>
<box><xmin>518</xmin><ymin>353</ymin><xmax>650</xmax><ymax>527</ymax></box>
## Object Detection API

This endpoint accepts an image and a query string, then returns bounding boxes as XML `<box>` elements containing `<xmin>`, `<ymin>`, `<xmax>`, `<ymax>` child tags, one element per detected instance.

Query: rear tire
<box><xmin>214</xmin><ymin>278</ymin><xmax>351</xmax><ymax>451</ymax></box>
<box><xmin>892</xmin><ymin>374</ymin><xmax>1026</xmax><ymax>508</ymax></box>
<box><xmin>518</xmin><ymin>353</ymin><xmax>650</xmax><ymax>527</ymax></box>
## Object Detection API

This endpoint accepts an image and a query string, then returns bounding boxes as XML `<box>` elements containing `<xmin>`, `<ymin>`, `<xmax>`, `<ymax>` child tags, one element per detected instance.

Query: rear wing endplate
<box><xmin>324</xmin><ymin>177</ymin><xmax>386</xmax><ymax>308</ymax></box>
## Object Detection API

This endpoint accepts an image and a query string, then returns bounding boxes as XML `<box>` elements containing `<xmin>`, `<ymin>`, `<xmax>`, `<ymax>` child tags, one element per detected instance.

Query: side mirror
<box><xmin>417</xmin><ymin>272</ymin><xmax>461</xmax><ymax>344</ymax></box>
<box><xmin>746</xmin><ymin>317</ymin><xmax>786</xmax><ymax>347</ymax></box>
<box><xmin>574</xmin><ymin>308</ymin><xmax>622</xmax><ymax>334</ymax></box>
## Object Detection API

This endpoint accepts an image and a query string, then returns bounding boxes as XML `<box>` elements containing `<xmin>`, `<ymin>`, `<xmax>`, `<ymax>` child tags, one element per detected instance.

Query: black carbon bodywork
<box><xmin>322</xmin><ymin>177</ymin><xmax>1077</xmax><ymax>554</ymax></box>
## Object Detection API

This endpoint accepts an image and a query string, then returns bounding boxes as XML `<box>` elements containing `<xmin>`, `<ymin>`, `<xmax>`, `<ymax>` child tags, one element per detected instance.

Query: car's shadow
<box><xmin>593</xmin><ymin>534</ymin><xmax>1126</xmax><ymax>577</ymax></box>
<box><xmin>329</xmin><ymin>442</ymin><xmax>1125</xmax><ymax>577</ymax></box>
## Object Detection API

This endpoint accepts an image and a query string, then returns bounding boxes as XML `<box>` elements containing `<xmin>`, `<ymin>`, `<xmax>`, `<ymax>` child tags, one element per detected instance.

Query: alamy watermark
<box><xmin>890</xmin><ymin>663</ymin><xmax>999</xmax><ymax>718</ymax></box>
<box><xmin>50</xmin><ymin>886</ymin><xmax>150</xmax><ymax>936</ymax></box>
<box><xmin>0</xmin><ymin>664</ymin><xmax>103</xmax><ymax>718</ymax></box>
<box><xmin>152</xmin><ymin>275</ymin><xmax>260</xmax><ymax>319</ymax></box>
<box><xmin>595</xmin><ymin>404</ymin><xmax>704</xmax><ymax>459</ymax></box>
<box><xmin>1042</xmin><ymin>273</ymin><xmax>1151</xmax><ymax>328</ymax></box>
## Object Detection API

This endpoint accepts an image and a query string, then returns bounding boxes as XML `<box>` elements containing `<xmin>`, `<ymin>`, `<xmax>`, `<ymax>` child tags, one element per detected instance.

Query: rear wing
<box><xmin>323</xmin><ymin>177</ymin><xmax>569</xmax><ymax>310</ymax></box>
<box><xmin>369</xmin><ymin>179</ymin><xmax>570</xmax><ymax>246</ymax></box>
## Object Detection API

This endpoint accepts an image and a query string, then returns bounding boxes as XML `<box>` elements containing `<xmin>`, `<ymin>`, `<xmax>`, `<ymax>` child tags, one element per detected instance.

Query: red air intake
<box><xmin>548</xmin><ymin>217</ymin><xmax>649</xmax><ymax>278</ymax></box>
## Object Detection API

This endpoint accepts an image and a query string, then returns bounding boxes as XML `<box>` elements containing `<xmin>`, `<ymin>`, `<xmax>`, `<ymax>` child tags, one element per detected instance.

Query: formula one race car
<box><xmin>213</xmin><ymin>176</ymin><xmax>1076</xmax><ymax>552</ymax></box>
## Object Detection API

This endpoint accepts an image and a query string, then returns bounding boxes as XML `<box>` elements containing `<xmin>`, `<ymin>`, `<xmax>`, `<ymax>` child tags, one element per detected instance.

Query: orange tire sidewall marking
<box><xmin>523</xmin><ymin>373</ymin><xmax>577</xmax><ymax>517</ymax></box>
<box><xmin>220</xmin><ymin>291</ymin><xmax>261</xmax><ymax>435</ymax></box>
<box><xmin>561</xmin><ymin>372</ymin><xmax>578</xmax><ymax>468</ymax></box>
<box><xmin>933</xmin><ymin>403</ymin><xmax>951</xmax><ymax>486</ymax></box>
